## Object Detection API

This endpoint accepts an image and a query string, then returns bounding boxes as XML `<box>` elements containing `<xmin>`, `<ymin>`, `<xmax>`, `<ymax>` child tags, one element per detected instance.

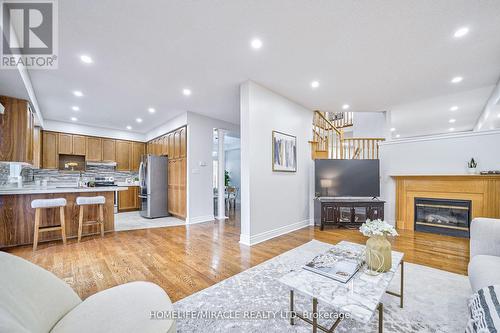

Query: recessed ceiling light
<box><xmin>395</xmin><ymin>134</ymin><xmax>401</xmax><ymax>138</ymax></box>
<box><xmin>73</xmin><ymin>90</ymin><xmax>83</xmax><ymax>97</ymax></box>
<box><xmin>453</xmin><ymin>27</ymin><xmax>469</xmax><ymax>38</ymax></box>
<box><xmin>250</xmin><ymin>38</ymin><xmax>263</xmax><ymax>49</ymax></box>
<box><xmin>126</xmin><ymin>125</ymin><xmax>132</xmax><ymax>130</ymax></box>
<box><xmin>342</xmin><ymin>104</ymin><xmax>350</xmax><ymax>110</ymax></box>
<box><xmin>71</xmin><ymin>106</ymin><xmax>80</xmax><ymax>111</ymax></box>
<box><xmin>80</xmin><ymin>55</ymin><xmax>93</xmax><ymax>64</ymax></box>
<box><xmin>449</xmin><ymin>118</ymin><xmax>456</xmax><ymax>123</ymax></box>
<box><xmin>450</xmin><ymin>106</ymin><xmax>459</xmax><ymax>111</ymax></box>
<box><xmin>390</xmin><ymin>127</ymin><xmax>396</xmax><ymax>132</ymax></box>
<box><xmin>451</xmin><ymin>76</ymin><xmax>463</xmax><ymax>84</ymax></box>
<box><xmin>71</xmin><ymin>117</ymin><xmax>78</xmax><ymax>122</ymax></box>
<box><xmin>182</xmin><ymin>88</ymin><xmax>192</xmax><ymax>96</ymax></box>
<box><xmin>310</xmin><ymin>81</ymin><xmax>320</xmax><ymax>89</ymax></box>
<box><xmin>497</xmin><ymin>113</ymin><xmax>500</xmax><ymax>118</ymax></box>
<box><xmin>449</xmin><ymin>127</ymin><xmax>455</xmax><ymax>132</ymax></box>
<box><xmin>136</xmin><ymin>118</ymin><xmax>142</xmax><ymax>123</ymax></box>
<box><xmin>148</xmin><ymin>107</ymin><xmax>156</xmax><ymax>114</ymax></box>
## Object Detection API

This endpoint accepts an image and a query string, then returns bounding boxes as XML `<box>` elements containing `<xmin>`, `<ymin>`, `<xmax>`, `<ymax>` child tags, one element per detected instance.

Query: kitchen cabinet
<box><xmin>118</xmin><ymin>187</ymin><xmax>140</xmax><ymax>211</ymax></box>
<box><xmin>115</xmin><ymin>140</ymin><xmax>131</xmax><ymax>171</ymax></box>
<box><xmin>86</xmin><ymin>137</ymin><xmax>102</xmax><ymax>161</ymax></box>
<box><xmin>72</xmin><ymin>135</ymin><xmax>86</xmax><ymax>156</ymax></box>
<box><xmin>42</xmin><ymin>131</ymin><xmax>58</xmax><ymax>169</ymax></box>
<box><xmin>33</xmin><ymin>126</ymin><xmax>42</xmax><ymax>168</ymax></box>
<box><xmin>147</xmin><ymin>126</ymin><xmax>186</xmax><ymax>218</ymax></box>
<box><xmin>58</xmin><ymin>133</ymin><xmax>86</xmax><ymax>156</ymax></box>
<box><xmin>58</xmin><ymin>133</ymin><xmax>73</xmax><ymax>154</ymax></box>
<box><xmin>102</xmin><ymin>139</ymin><xmax>116</xmax><ymax>161</ymax></box>
<box><xmin>131</xmin><ymin>142</ymin><xmax>145</xmax><ymax>172</ymax></box>
<box><xmin>0</xmin><ymin>96</ymin><xmax>35</xmax><ymax>164</ymax></box>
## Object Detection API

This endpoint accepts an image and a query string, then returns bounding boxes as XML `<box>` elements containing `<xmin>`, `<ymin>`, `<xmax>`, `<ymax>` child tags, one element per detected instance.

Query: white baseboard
<box><xmin>187</xmin><ymin>215</ymin><xmax>214</xmax><ymax>225</ymax></box>
<box><xmin>239</xmin><ymin>219</ymin><xmax>311</xmax><ymax>246</ymax></box>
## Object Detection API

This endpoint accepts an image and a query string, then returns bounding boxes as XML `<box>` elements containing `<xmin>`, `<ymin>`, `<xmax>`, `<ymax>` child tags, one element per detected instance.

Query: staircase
<box><xmin>310</xmin><ymin>111</ymin><xmax>384</xmax><ymax>160</ymax></box>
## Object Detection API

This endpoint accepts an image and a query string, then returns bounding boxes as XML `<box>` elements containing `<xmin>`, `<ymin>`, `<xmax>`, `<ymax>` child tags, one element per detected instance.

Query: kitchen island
<box><xmin>0</xmin><ymin>186</ymin><xmax>127</xmax><ymax>248</ymax></box>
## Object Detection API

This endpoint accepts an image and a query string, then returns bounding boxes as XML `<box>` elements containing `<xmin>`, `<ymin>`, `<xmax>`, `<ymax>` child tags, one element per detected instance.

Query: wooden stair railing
<box><xmin>311</xmin><ymin>110</ymin><xmax>384</xmax><ymax>160</ymax></box>
<box><xmin>341</xmin><ymin>138</ymin><xmax>385</xmax><ymax>159</ymax></box>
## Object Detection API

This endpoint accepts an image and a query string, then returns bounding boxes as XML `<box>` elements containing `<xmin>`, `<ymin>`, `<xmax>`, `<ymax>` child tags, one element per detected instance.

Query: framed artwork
<box><xmin>272</xmin><ymin>130</ymin><xmax>297</xmax><ymax>172</ymax></box>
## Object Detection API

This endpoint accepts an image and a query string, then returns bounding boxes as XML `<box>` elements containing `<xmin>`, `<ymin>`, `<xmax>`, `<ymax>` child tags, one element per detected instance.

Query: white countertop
<box><xmin>115</xmin><ymin>181</ymin><xmax>140</xmax><ymax>187</ymax></box>
<box><xmin>0</xmin><ymin>186</ymin><xmax>128</xmax><ymax>195</ymax></box>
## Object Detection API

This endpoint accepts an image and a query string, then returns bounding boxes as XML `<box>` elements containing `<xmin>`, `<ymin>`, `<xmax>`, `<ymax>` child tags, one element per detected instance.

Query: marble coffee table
<box><xmin>278</xmin><ymin>241</ymin><xmax>404</xmax><ymax>333</ymax></box>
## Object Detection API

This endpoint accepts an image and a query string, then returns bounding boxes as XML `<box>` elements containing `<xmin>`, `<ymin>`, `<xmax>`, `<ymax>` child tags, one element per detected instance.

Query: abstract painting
<box><xmin>272</xmin><ymin>131</ymin><xmax>297</xmax><ymax>172</ymax></box>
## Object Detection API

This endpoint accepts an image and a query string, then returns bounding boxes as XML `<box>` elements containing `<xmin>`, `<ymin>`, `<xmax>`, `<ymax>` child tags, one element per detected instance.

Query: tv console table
<box><xmin>314</xmin><ymin>198</ymin><xmax>385</xmax><ymax>230</ymax></box>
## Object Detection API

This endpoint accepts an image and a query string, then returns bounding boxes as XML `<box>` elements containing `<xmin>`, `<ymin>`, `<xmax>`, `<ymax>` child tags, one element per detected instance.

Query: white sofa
<box><xmin>468</xmin><ymin>217</ymin><xmax>500</xmax><ymax>292</ymax></box>
<box><xmin>0</xmin><ymin>251</ymin><xmax>176</xmax><ymax>333</ymax></box>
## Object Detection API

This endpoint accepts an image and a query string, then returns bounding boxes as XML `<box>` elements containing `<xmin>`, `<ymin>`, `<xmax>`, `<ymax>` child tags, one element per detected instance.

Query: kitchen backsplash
<box><xmin>0</xmin><ymin>163</ymin><xmax>8</xmax><ymax>186</ymax></box>
<box><xmin>0</xmin><ymin>162</ymin><xmax>138</xmax><ymax>187</ymax></box>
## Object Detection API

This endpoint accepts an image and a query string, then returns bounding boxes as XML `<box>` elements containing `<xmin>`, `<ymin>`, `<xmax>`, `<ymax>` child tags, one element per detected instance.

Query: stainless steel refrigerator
<box><xmin>138</xmin><ymin>155</ymin><xmax>169</xmax><ymax>218</ymax></box>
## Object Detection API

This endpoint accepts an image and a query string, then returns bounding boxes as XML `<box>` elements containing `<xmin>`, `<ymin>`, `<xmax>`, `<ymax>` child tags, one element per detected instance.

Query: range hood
<box><xmin>85</xmin><ymin>161</ymin><xmax>117</xmax><ymax>167</ymax></box>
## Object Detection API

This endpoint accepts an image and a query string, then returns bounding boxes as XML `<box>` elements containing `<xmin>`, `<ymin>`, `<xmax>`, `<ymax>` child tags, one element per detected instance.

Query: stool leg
<box><xmin>60</xmin><ymin>206</ymin><xmax>67</xmax><ymax>245</ymax></box>
<box><xmin>33</xmin><ymin>208</ymin><xmax>40</xmax><ymax>251</ymax></box>
<box><xmin>77</xmin><ymin>205</ymin><xmax>84</xmax><ymax>242</ymax></box>
<box><xmin>99</xmin><ymin>204</ymin><xmax>104</xmax><ymax>237</ymax></box>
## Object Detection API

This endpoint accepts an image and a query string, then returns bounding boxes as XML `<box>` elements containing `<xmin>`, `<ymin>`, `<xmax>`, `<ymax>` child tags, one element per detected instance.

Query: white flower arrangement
<box><xmin>359</xmin><ymin>219</ymin><xmax>399</xmax><ymax>237</ymax></box>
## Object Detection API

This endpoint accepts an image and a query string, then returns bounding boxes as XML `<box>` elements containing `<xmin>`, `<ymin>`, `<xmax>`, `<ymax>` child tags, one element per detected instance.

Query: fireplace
<box><xmin>414</xmin><ymin>198</ymin><xmax>471</xmax><ymax>238</ymax></box>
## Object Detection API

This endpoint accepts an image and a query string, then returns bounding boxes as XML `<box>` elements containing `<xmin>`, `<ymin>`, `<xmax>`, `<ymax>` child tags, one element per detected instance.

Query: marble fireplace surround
<box><xmin>392</xmin><ymin>175</ymin><xmax>500</xmax><ymax>230</ymax></box>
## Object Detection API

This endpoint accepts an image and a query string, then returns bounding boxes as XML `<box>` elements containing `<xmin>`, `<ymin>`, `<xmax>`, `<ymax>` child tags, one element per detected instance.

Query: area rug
<box><xmin>114</xmin><ymin>211</ymin><xmax>185</xmax><ymax>231</ymax></box>
<box><xmin>173</xmin><ymin>240</ymin><xmax>471</xmax><ymax>332</ymax></box>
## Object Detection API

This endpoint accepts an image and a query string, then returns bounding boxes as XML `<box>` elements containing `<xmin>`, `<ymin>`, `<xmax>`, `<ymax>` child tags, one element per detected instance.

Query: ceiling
<box><xmin>1</xmin><ymin>0</ymin><xmax>500</xmax><ymax>137</ymax></box>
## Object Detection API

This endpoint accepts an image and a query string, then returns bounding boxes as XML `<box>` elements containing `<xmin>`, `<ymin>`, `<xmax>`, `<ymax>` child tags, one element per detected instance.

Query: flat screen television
<box><xmin>315</xmin><ymin>160</ymin><xmax>380</xmax><ymax>197</ymax></box>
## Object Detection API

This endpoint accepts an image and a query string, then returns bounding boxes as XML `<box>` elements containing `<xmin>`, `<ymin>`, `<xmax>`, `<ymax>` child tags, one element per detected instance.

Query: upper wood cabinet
<box><xmin>58</xmin><ymin>134</ymin><xmax>72</xmax><ymax>154</ymax></box>
<box><xmin>102</xmin><ymin>139</ymin><xmax>116</xmax><ymax>161</ymax></box>
<box><xmin>72</xmin><ymin>135</ymin><xmax>86</xmax><ymax>156</ymax></box>
<box><xmin>115</xmin><ymin>140</ymin><xmax>131</xmax><ymax>171</ymax></box>
<box><xmin>42</xmin><ymin>131</ymin><xmax>58</xmax><ymax>169</ymax></box>
<box><xmin>33</xmin><ymin>126</ymin><xmax>42</xmax><ymax>169</ymax></box>
<box><xmin>86</xmin><ymin>137</ymin><xmax>102</xmax><ymax>161</ymax></box>
<box><xmin>0</xmin><ymin>96</ymin><xmax>35</xmax><ymax>164</ymax></box>
<box><xmin>131</xmin><ymin>142</ymin><xmax>145</xmax><ymax>172</ymax></box>
<box><xmin>58</xmin><ymin>133</ymin><xmax>85</xmax><ymax>155</ymax></box>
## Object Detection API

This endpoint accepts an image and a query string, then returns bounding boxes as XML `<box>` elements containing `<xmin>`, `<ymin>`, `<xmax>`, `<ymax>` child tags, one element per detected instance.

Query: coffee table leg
<box><xmin>290</xmin><ymin>290</ymin><xmax>295</xmax><ymax>325</ymax></box>
<box><xmin>313</xmin><ymin>297</ymin><xmax>318</xmax><ymax>333</ymax></box>
<box><xmin>378</xmin><ymin>302</ymin><xmax>383</xmax><ymax>333</ymax></box>
<box><xmin>400</xmin><ymin>260</ymin><xmax>404</xmax><ymax>308</ymax></box>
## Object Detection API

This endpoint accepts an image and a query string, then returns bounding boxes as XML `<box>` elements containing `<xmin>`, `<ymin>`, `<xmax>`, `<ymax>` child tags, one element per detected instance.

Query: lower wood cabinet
<box><xmin>118</xmin><ymin>187</ymin><xmax>140</xmax><ymax>212</ymax></box>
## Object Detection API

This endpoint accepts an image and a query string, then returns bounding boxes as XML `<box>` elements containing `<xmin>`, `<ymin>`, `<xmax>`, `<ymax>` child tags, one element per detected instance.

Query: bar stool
<box><xmin>31</xmin><ymin>198</ymin><xmax>67</xmax><ymax>251</ymax></box>
<box><xmin>76</xmin><ymin>196</ymin><xmax>106</xmax><ymax>242</ymax></box>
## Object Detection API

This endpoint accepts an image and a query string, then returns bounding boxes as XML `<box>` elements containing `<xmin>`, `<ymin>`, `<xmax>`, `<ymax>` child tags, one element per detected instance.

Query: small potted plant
<box><xmin>360</xmin><ymin>219</ymin><xmax>398</xmax><ymax>273</ymax></box>
<box><xmin>467</xmin><ymin>158</ymin><xmax>477</xmax><ymax>174</ymax></box>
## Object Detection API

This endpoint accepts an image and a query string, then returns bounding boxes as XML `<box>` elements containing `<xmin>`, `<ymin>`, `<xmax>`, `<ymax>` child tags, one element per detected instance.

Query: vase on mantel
<box><xmin>365</xmin><ymin>235</ymin><xmax>392</xmax><ymax>273</ymax></box>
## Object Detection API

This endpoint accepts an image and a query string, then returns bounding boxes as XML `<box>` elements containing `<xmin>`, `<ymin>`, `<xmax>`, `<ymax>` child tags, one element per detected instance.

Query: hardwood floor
<box><xmin>4</xmin><ymin>209</ymin><xmax>469</xmax><ymax>302</ymax></box>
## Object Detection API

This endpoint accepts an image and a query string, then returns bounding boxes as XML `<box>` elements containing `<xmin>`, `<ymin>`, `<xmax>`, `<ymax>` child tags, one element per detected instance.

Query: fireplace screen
<box><xmin>414</xmin><ymin>198</ymin><xmax>471</xmax><ymax>238</ymax></box>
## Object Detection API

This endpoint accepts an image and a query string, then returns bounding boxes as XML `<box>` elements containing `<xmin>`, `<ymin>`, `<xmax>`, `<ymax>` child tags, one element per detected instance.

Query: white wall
<box><xmin>240</xmin><ymin>81</ymin><xmax>313</xmax><ymax>245</ymax></box>
<box><xmin>380</xmin><ymin>129</ymin><xmax>500</xmax><ymax>224</ymax></box>
<box><xmin>351</xmin><ymin>112</ymin><xmax>387</xmax><ymax>138</ymax></box>
<box><xmin>43</xmin><ymin>120</ymin><xmax>146</xmax><ymax>142</ymax></box>
<box><xmin>144</xmin><ymin>112</ymin><xmax>188</xmax><ymax>141</ymax></box>
<box><xmin>186</xmin><ymin>111</ymin><xmax>239</xmax><ymax>224</ymax></box>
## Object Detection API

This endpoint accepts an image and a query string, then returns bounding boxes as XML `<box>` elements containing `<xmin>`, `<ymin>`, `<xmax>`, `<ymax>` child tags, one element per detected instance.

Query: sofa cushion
<box><xmin>468</xmin><ymin>255</ymin><xmax>500</xmax><ymax>292</ymax></box>
<box><xmin>0</xmin><ymin>252</ymin><xmax>82</xmax><ymax>333</ymax></box>
<box><xmin>51</xmin><ymin>281</ymin><xmax>176</xmax><ymax>333</ymax></box>
<box><xmin>467</xmin><ymin>285</ymin><xmax>500</xmax><ymax>333</ymax></box>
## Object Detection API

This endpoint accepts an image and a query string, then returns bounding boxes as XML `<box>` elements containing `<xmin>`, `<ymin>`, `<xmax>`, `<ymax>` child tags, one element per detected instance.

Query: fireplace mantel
<box><xmin>392</xmin><ymin>175</ymin><xmax>500</xmax><ymax>230</ymax></box>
